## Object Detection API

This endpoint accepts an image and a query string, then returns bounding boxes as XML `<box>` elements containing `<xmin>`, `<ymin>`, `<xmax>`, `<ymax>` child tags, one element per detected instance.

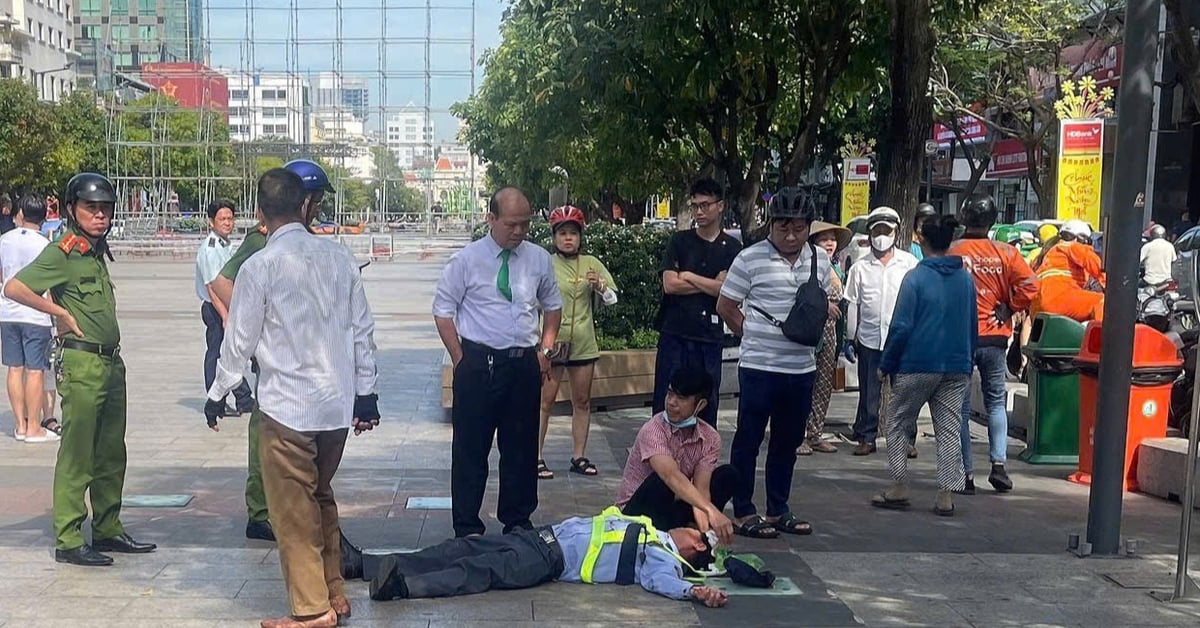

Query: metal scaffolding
<box><xmin>98</xmin><ymin>0</ymin><xmax>481</xmax><ymax>238</ymax></box>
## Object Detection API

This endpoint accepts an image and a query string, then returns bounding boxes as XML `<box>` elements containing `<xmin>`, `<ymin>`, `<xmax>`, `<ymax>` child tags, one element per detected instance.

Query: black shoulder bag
<box><xmin>750</xmin><ymin>244</ymin><xmax>829</xmax><ymax>346</ymax></box>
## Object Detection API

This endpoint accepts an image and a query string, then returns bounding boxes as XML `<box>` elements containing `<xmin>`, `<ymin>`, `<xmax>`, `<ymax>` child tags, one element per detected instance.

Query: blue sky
<box><xmin>205</xmin><ymin>0</ymin><xmax>507</xmax><ymax>140</ymax></box>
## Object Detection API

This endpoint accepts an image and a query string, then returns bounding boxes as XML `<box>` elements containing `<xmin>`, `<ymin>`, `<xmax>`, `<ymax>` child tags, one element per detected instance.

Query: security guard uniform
<box><xmin>14</xmin><ymin>173</ymin><xmax>155</xmax><ymax>563</ymax></box>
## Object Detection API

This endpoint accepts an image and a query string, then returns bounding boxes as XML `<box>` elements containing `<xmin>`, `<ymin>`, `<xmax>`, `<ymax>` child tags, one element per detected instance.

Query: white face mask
<box><xmin>871</xmin><ymin>234</ymin><xmax>895</xmax><ymax>251</ymax></box>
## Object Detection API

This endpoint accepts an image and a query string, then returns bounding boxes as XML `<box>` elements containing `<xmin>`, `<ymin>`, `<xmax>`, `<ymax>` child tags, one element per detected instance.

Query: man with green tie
<box><xmin>433</xmin><ymin>187</ymin><xmax>563</xmax><ymax>537</ymax></box>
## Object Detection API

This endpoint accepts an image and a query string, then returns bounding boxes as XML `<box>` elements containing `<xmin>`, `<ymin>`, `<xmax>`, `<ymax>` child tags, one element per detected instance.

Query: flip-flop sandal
<box><xmin>796</xmin><ymin>442</ymin><xmax>814</xmax><ymax>456</ymax></box>
<box><xmin>871</xmin><ymin>493</ymin><xmax>911</xmax><ymax>510</ymax></box>
<box><xmin>934</xmin><ymin>504</ymin><xmax>955</xmax><ymax>517</ymax></box>
<box><xmin>569</xmin><ymin>457</ymin><xmax>598</xmax><ymax>476</ymax></box>
<box><xmin>40</xmin><ymin>417</ymin><xmax>61</xmax><ymax>436</ymax></box>
<box><xmin>537</xmin><ymin>459</ymin><xmax>554</xmax><ymax>480</ymax></box>
<box><xmin>734</xmin><ymin>516</ymin><xmax>779</xmax><ymax>539</ymax></box>
<box><xmin>772</xmin><ymin>512</ymin><xmax>814</xmax><ymax>535</ymax></box>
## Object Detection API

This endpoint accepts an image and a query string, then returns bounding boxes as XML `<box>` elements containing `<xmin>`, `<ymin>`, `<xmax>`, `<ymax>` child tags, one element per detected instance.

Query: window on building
<box><xmin>111</xmin><ymin>25</ymin><xmax>130</xmax><ymax>43</ymax></box>
<box><xmin>81</xmin><ymin>25</ymin><xmax>100</xmax><ymax>39</ymax></box>
<box><xmin>111</xmin><ymin>0</ymin><xmax>130</xmax><ymax>13</ymax></box>
<box><xmin>264</xmin><ymin>107</ymin><xmax>287</xmax><ymax>118</ymax></box>
<box><xmin>137</xmin><ymin>0</ymin><xmax>156</xmax><ymax>16</ymax></box>
<box><xmin>138</xmin><ymin>25</ymin><xmax>157</xmax><ymax>41</ymax></box>
<box><xmin>139</xmin><ymin>51</ymin><xmax>160</xmax><ymax>64</ymax></box>
<box><xmin>114</xmin><ymin>52</ymin><xmax>133</xmax><ymax>67</ymax></box>
<box><xmin>230</xmin><ymin>89</ymin><xmax>248</xmax><ymax>100</ymax></box>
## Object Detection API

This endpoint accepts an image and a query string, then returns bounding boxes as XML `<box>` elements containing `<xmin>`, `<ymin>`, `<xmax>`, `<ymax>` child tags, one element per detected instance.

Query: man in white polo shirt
<box><xmin>716</xmin><ymin>187</ymin><xmax>830</xmax><ymax>539</ymax></box>
<box><xmin>0</xmin><ymin>195</ymin><xmax>57</xmax><ymax>443</ymax></box>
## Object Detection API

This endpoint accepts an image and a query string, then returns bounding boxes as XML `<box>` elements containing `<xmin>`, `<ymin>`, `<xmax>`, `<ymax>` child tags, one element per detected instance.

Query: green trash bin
<box><xmin>1019</xmin><ymin>314</ymin><xmax>1086</xmax><ymax>464</ymax></box>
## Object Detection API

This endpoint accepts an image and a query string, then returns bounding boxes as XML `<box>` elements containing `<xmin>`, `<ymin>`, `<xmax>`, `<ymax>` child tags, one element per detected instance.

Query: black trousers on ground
<box><xmin>389</xmin><ymin>527</ymin><xmax>564</xmax><ymax>598</ymax></box>
<box><xmin>201</xmin><ymin>302</ymin><xmax>252</xmax><ymax>408</ymax></box>
<box><xmin>621</xmin><ymin>464</ymin><xmax>739</xmax><ymax>531</ymax></box>
<box><xmin>451</xmin><ymin>340</ymin><xmax>542</xmax><ymax>537</ymax></box>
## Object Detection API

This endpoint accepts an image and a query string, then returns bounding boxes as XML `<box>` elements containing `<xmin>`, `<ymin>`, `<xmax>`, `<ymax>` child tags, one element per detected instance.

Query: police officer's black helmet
<box><xmin>958</xmin><ymin>193</ymin><xmax>998</xmax><ymax>229</ymax></box>
<box><xmin>65</xmin><ymin>173</ymin><xmax>117</xmax><ymax>205</ymax></box>
<box><xmin>766</xmin><ymin>186</ymin><xmax>818</xmax><ymax>222</ymax></box>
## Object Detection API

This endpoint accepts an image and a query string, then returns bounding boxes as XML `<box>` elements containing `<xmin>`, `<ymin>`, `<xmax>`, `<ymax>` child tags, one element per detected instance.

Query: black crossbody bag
<box><xmin>750</xmin><ymin>244</ymin><xmax>829</xmax><ymax>346</ymax></box>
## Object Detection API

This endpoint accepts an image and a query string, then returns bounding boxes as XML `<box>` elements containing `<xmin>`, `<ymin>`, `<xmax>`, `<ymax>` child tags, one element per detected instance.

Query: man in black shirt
<box><xmin>653</xmin><ymin>179</ymin><xmax>742</xmax><ymax>427</ymax></box>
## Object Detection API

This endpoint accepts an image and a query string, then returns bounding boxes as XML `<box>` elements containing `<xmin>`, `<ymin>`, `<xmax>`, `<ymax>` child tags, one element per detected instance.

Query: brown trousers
<box><xmin>260</xmin><ymin>413</ymin><xmax>349</xmax><ymax>617</ymax></box>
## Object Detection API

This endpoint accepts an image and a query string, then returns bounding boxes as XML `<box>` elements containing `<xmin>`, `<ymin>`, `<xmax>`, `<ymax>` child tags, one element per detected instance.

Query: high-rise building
<box><xmin>312</xmin><ymin>71</ymin><xmax>368</xmax><ymax>122</ymax></box>
<box><xmin>74</xmin><ymin>0</ymin><xmax>203</xmax><ymax>79</ymax></box>
<box><xmin>0</xmin><ymin>0</ymin><xmax>79</xmax><ymax>102</ymax></box>
<box><xmin>221</xmin><ymin>69</ymin><xmax>310</xmax><ymax>144</ymax></box>
<box><xmin>386</xmin><ymin>105</ymin><xmax>434</xmax><ymax>169</ymax></box>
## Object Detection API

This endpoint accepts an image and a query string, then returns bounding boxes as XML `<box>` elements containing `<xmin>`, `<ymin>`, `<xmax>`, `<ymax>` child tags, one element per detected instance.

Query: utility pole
<box><xmin>1085</xmin><ymin>0</ymin><xmax>1163</xmax><ymax>555</ymax></box>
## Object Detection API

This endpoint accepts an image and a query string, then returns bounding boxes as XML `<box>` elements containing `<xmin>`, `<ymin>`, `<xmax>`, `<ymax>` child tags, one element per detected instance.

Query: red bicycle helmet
<box><xmin>549</xmin><ymin>205</ymin><xmax>586</xmax><ymax>232</ymax></box>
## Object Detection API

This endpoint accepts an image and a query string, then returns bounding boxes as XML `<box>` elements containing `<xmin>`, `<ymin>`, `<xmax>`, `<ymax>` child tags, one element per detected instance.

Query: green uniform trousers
<box><xmin>246</xmin><ymin>404</ymin><xmax>268</xmax><ymax>522</ymax></box>
<box><xmin>54</xmin><ymin>349</ymin><xmax>127</xmax><ymax>550</ymax></box>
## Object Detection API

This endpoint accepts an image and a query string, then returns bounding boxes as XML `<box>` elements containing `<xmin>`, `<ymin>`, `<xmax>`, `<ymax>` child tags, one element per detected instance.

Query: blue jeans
<box><xmin>960</xmin><ymin>345</ymin><xmax>1009</xmax><ymax>474</ymax></box>
<box><xmin>652</xmin><ymin>332</ymin><xmax>723</xmax><ymax>427</ymax></box>
<box><xmin>730</xmin><ymin>367</ymin><xmax>815</xmax><ymax>518</ymax></box>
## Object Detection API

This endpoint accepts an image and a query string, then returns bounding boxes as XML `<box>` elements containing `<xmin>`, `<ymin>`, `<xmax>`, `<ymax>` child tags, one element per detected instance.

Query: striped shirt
<box><xmin>616</xmin><ymin>412</ymin><xmax>721</xmax><ymax>508</ymax></box>
<box><xmin>208</xmin><ymin>223</ymin><xmax>378</xmax><ymax>432</ymax></box>
<box><xmin>720</xmin><ymin>240</ymin><xmax>832</xmax><ymax>374</ymax></box>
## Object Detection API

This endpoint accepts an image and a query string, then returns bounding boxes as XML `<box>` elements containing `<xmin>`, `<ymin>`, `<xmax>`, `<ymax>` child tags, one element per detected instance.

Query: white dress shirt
<box><xmin>1140</xmin><ymin>238</ymin><xmax>1177</xmax><ymax>285</ymax></box>
<box><xmin>195</xmin><ymin>230</ymin><xmax>233</xmax><ymax>303</ymax></box>
<box><xmin>845</xmin><ymin>248</ymin><xmax>919</xmax><ymax>351</ymax></box>
<box><xmin>208</xmin><ymin>223</ymin><xmax>377</xmax><ymax>432</ymax></box>
<box><xmin>432</xmin><ymin>234</ymin><xmax>563</xmax><ymax>349</ymax></box>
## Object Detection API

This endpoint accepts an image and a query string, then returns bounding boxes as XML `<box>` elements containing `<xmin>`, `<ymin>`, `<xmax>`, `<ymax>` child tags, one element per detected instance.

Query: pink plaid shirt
<box><xmin>615</xmin><ymin>413</ymin><xmax>722</xmax><ymax>508</ymax></box>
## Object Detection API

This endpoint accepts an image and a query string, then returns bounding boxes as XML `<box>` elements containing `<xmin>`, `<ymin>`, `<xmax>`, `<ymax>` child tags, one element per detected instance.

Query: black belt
<box><xmin>615</xmin><ymin>523</ymin><xmax>646</xmax><ymax>586</ymax></box>
<box><xmin>462</xmin><ymin>338</ymin><xmax>536</xmax><ymax>360</ymax></box>
<box><xmin>60</xmin><ymin>338</ymin><xmax>120</xmax><ymax>358</ymax></box>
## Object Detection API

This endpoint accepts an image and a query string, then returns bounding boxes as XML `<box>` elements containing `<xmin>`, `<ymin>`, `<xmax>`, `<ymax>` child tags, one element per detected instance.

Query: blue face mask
<box><xmin>664</xmin><ymin>414</ymin><xmax>698</xmax><ymax>429</ymax></box>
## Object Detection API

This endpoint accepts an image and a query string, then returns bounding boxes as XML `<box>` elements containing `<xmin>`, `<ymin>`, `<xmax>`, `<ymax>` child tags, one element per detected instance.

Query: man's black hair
<box><xmin>257</xmin><ymin>169</ymin><xmax>307</xmax><ymax>222</ymax></box>
<box><xmin>488</xmin><ymin>186</ymin><xmax>528</xmax><ymax>217</ymax></box>
<box><xmin>16</xmin><ymin>194</ymin><xmax>47</xmax><ymax>224</ymax></box>
<box><xmin>921</xmin><ymin>215</ymin><xmax>959</xmax><ymax>253</ymax></box>
<box><xmin>207</xmin><ymin>198</ymin><xmax>236</xmax><ymax>221</ymax></box>
<box><xmin>688</xmin><ymin>178</ymin><xmax>723</xmax><ymax>200</ymax></box>
<box><xmin>668</xmin><ymin>366</ymin><xmax>714</xmax><ymax>400</ymax></box>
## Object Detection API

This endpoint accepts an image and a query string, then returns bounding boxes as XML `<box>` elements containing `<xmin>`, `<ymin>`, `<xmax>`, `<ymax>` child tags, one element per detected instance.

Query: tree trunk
<box><xmin>1166</xmin><ymin>0</ymin><xmax>1200</xmax><ymax>115</ymax></box>
<box><xmin>876</xmin><ymin>0</ymin><xmax>935</xmax><ymax>245</ymax></box>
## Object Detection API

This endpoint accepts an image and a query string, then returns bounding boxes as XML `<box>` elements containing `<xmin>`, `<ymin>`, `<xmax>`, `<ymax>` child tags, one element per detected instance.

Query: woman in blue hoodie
<box><xmin>872</xmin><ymin>215</ymin><xmax>977</xmax><ymax>516</ymax></box>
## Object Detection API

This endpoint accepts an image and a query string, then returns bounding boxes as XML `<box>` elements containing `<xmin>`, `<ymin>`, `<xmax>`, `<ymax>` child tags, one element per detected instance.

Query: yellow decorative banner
<box><xmin>1055</xmin><ymin>119</ymin><xmax>1104</xmax><ymax>226</ymax></box>
<box><xmin>655</xmin><ymin>198</ymin><xmax>670</xmax><ymax>220</ymax></box>
<box><xmin>841</xmin><ymin>158</ymin><xmax>872</xmax><ymax>226</ymax></box>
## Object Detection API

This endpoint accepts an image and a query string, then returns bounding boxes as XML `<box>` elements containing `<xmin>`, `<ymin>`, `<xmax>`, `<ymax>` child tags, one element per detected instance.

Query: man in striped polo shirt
<box><xmin>716</xmin><ymin>187</ymin><xmax>831</xmax><ymax>539</ymax></box>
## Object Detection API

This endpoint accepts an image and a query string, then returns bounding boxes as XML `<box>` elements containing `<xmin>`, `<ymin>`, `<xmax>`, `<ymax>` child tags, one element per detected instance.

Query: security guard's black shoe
<box><xmin>369</xmin><ymin>556</ymin><xmax>409</xmax><ymax>601</ymax></box>
<box><xmin>55</xmin><ymin>545</ymin><xmax>114</xmax><ymax>566</ymax></box>
<box><xmin>246</xmin><ymin>519</ymin><xmax>276</xmax><ymax>542</ymax></box>
<box><xmin>341</xmin><ymin>532</ymin><xmax>363</xmax><ymax>580</ymax></box>
<box><xmin>92</xmin><ymin>533</ymin><xmax>157</xmax><ymax>554</ymax></box>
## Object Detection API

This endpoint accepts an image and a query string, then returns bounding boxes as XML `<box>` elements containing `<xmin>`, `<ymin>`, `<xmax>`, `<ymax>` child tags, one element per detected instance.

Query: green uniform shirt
<box><xmin>15</xmin><ymin>231</ymin><xmax>120</xmax><ymax>346</ymax></box>
<box><xmin>219</xmin><ymin>229</ymin><xmax>268</xmax><ymax>280</ymax></box>
<box><xmin>553</xmin><ymin>253</ymin><xmax>616</xmax><ymax>361</ymax></box>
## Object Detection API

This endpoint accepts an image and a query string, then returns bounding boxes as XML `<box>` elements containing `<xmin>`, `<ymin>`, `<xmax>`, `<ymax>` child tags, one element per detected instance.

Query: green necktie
<box><xmin>497</xmin><ymin>249</ymin><xmax>513</xmax><ymax>301</ymax></box>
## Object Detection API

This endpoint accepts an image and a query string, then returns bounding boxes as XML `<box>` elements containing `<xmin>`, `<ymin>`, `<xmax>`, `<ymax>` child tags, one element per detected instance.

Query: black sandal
<box><xmin>569</xmin><ymin>457</ymin><xmax>598</xmax><ymax>476</ymax></box>
<box><xmin>772</xmin><ymin>512</ymin><xmax>813</xmax><ymax>535</ymax></box>
<box><xmin>734</xmin><ymin>516</ymin><xmax>779</xmax><ymax>539</ymax></box>
<box><xmin>537</xmin><ymin>459</ymin><xmax>554</xmax><ymax>480</ymax></box>
<box><xmin>41</xmin><ymin>417</ymin><xmax>61</xmax><ymax>436</ymax></box>
<box><xmin>871</xmin><ymin>493</ymin><xmax>911</xmax><ymax>510</ymax></box>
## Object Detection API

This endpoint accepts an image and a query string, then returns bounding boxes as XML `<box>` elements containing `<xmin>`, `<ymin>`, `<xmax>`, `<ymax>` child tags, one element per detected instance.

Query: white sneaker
<box><xmin>14</xmin><ymin>432</ymin><xmax>26</xmax><ymax>441</ymax></box>
<box><xmin>24</xmin><ymin>432</ymin><xmax>60</xmax><ymax>443</ymax></box>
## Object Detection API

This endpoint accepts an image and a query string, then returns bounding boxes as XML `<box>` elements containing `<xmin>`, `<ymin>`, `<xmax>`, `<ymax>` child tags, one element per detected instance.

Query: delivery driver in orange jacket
<box><xmin>1031</xmin><ymin>220</ymin><xmax>1106</xmax><ymax>322</ymax></box>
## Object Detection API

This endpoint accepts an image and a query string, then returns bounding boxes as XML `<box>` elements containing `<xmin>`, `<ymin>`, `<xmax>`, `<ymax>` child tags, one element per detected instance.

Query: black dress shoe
<box><xmin>341</xmin><ymin>532</ymin><xmax>363</xmax><ymax>580</ymax></box>
<box><xmin>369</xmin><ymin>556</ymin><xmax>409</xmax><ymax>601</ymax></box>
<box><xmin>246</xmin><ymin>519</ymin><xmax>276</xmax><ymax>541</ymax></box>
<box><xmin>92</xmin><ymin>533</ymin><xmax>157</xmax><ymax>554</ymax></box>
<box><xmin>55</xmin><ymin>545</ymin><xmax>114</xmax><ymax>566</ymax></box>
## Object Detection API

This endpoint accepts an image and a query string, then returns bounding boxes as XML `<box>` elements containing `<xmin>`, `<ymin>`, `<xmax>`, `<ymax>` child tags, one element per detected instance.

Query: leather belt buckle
<box><xmin>506</xmin><ymin>348</ymin><xmax>526</xmax><ymax>359</ymax></box>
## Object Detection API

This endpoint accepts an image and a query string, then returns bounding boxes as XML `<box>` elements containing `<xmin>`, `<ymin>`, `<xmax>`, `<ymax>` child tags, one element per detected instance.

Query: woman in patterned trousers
<box><xmin>798</xmin><ymin>222</ymin><xmax>851</xmax><ymax>455</ymax></box>
<box><xmin>871</xmin><ymin>216</ymin><xmax>976</xmax><ymax>516</ymax></box>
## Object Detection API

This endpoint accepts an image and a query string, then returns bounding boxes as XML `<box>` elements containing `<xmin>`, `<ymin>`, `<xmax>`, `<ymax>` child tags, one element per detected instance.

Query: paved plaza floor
<box><xmin>1</xmin><ymin>255</ymin><xmax>1200</xmax><ymax>626</ymax></box>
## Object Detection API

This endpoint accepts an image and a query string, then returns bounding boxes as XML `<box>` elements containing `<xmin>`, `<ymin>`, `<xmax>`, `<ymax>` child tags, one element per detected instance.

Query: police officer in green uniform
<box><xmin>4</xmin><ymin>173</ymin><xmax>157</xmax><ymax>566</ymax></box>
<box><xmin>208</xmin><ymin>159</ymin><xmax>336</xmax><ymax>542</ymax></box>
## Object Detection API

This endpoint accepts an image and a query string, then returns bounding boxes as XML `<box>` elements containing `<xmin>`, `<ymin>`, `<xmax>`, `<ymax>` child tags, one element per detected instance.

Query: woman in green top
<box><xmin>538</xmin><ymin>206</ymin><xmax>617</xmax><ymax>479</ymax></box>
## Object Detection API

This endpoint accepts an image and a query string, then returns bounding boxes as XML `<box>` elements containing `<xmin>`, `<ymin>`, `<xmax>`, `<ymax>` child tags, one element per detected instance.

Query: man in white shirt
<box><xmin>195</xmin><ymin>198</ymin><xmax>253</xmax><ymax>415</ymax></box>
<box><xmin>1140</xmin><ymin>224</ymin><xmax>1176</xmax><ymax>286</ymax></box>
<box><xmin>207</xmin><ymin>169</ymin><xmax>379</xmax><ymax>628</ymax></box>
<box><xmin>845</xmin><ymin>206</ymin><xmax>919</xmax><ymax>456</ymax></box>
<box><xmin>0</xmin><ymin>195</ymin><xmax>57</xmax><ymax>443</ymax></box>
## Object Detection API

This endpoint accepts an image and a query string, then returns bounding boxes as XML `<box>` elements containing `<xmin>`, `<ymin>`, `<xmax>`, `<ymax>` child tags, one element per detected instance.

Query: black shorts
<box><xmin>564</xmin><ymin>357</ymin><xmax>598</xmax><ymax>368</ymax></box>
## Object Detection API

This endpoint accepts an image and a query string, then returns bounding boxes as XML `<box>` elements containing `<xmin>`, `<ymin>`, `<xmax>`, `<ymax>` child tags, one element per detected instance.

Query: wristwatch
<box><xmin>541</xmin><ymin>347</ymin><xmax>553</xmax><ymax>358</ymax></box>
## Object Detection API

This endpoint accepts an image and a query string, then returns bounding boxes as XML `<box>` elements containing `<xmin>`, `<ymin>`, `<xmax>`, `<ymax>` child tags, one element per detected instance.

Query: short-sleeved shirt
<box><xmin>15</xmin><ymin>232</ymin><xmax>120</xmax><ymax>346</ymax></box>
<box><xmin>0</xmin><ymin>228</ymin><xmax>52</xmax><ymax>326</ymax></box>
<box><xmin>432</xmin><ymin>235</ymin><xmax>564</xmax><ymax>350</ymax></box>
<box><xmin>553</xmin><ymin>253</ymin><xmax>617</xmax><ymax>361</ymax></box>
<box><xmin>719</xmin><ymin>240</ymin><xmax>832</xmax><ymax>374</ymax></box>
<box><xmin>656</xmin><ymin>230</ymin><xmax>742</xmax><ymax>343</ymax></box>
<box><xmin>219</xmin><ymin>228</ymin><xmax>268</xmax><ymax>281</ymax></box>
<box><xmin>615</xmin><ymin>412</ymin><xmax>721</xmax><ymax>508</ymax></box>
<box><xmin>195</xmin><ymin>231</ymin><xmax>234</xmax><ymax>302</ymax></box>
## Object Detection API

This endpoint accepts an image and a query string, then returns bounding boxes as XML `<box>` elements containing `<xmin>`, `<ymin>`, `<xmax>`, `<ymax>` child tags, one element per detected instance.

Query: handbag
<box><xmin>750</xmin><ymin>244</ymin><xmax>830</xmax><ymax>346</ymax></box>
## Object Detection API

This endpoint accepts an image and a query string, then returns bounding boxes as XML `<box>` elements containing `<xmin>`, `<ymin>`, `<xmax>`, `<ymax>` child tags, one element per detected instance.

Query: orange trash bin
<box><xmin>1070</xmin><ymin>321</ymin><xmax>1183</xmax><ymax>491</ymax></box>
